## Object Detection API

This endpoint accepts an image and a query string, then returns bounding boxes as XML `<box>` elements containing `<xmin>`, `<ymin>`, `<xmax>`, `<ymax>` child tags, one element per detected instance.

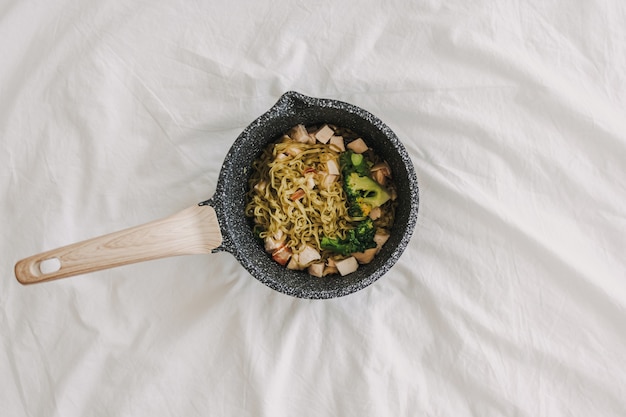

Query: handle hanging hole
<box><xmin>39</xmin><ymin>258</ymin><xmax>61</xmax><ymax>275</ymax></box>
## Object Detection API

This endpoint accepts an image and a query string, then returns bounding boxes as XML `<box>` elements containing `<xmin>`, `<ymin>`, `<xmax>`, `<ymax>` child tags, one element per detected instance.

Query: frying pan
<box><xmin>14</xmin><ymin>91</ymin><xmax>419</xmax><ymax>299</ymax></box>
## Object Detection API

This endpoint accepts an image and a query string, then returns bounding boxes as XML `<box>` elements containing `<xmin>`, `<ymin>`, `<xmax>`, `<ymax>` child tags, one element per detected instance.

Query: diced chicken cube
<box><xmin>390</xmin><ymin>187</ymin><xmax>397</xmax><ymax>201</ymax></box>
<box><xmin>272</xmin><ymin>245</ymin><xmax>292</xmax><ymax>266</ymax></box>
<box><xmin>285</xmin><ymin>143</ymin><xmax>303</xmax><ymax>156</ymax></box>
<box><xmin>298</xmin><ymin>244</ymin><xmax>321</xmax><ymax>266</ymax></box>
<box><xmin>320</xmin><ymin>173</ymin><xmax>338</xmax><ymax>190</ymax></box>
<box><xmin>373</xmin><ymin>231</ymin><xmax>390</xmax><ymax>252</ymax></box>
<box><xmin>287</xmin><ymin>253</ymin><xmax>304</xmax><ymax>270</ymax></box>
<box><xmin>305</xmin><ymin>174</ymin><xmax>316</xmax><ymax>190</ymax></box>
<box><xmin>347</xmin><ymin>138</ymin><xmax>368</xmax><ymax>153</ymax></box>
<box><xmin>335</xmin><ymin>256</ymin><xmax>359</xmax><ymax>276</ymax></box>
<box><xmin>370</xmin><ymin>162</ymin><xmax>392</xmax><ymax>186</ymax></box>
<box><xmin>264</xmin><ymin>232</ymin><xmax>285</xmax><ymax>252</ymax></box>
<box><xmin>369</xmin><ymin>206</ymin><xmax>382</xmax><ymax>220</ymax></box>
<box><xmin>254</xmin><ymin>180</ymin><xmax>267</xmax><ymax>194</ymax></box>
<box><xmin>314</xmin><ymin>125</ymin><xmax>335</xmax><ymax>144</ymax></box>
<box><xmin>329</xmin><ymin>135</ymin><xmax>345</xmax><ymax>151</ymax></box>
<box><xmin>323</xmin><ymin>257</ymin><xmax>339</xmax><ymax>276</ymax></box>
<box><xmin>352</xmin><ymin>248</ymin><xmax>377</xmax><ymax>264</ymax></box>
<box><xmin>371</xmin><ymin>170</ymin><xmax>386</xmax><ymax>186</ymax></box>
<box><xmin>323</xmin><ymin>266</ymin><xmax>339</xmax><ymax>276</ymax></box>
<box><xmin>289</xmin><ymin>124</ymin><xmax>310</xmax><ymax>143</ymax></box>
<box><xmin>326</xmin><ymin>159</ymin><xmax>340</xmax><ymax>176</ymax></box>
<box><xmin>307</xmin><ymin>262</ymin><xmax>325</xmax><ymax>277</ymax></box>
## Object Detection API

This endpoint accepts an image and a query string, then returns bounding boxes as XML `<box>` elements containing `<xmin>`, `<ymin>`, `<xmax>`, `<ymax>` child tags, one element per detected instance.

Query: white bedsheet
<box><xmin>2</xmin><ymin>1</ymin><xmax>625</xmax><ymax>416</ymax></box>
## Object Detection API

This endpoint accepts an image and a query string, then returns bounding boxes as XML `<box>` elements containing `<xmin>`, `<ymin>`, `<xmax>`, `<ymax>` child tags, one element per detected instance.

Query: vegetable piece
<box><xmin>340</xmin><ymin>149</ymin><xmax>390</xmax><ymax>216</ymax></box>
<box><xmin>320</xmin><ymin>218</ymin><xmax>377</xmax><ymax>256</ymax></box>
<box><xmin>347</xmin><ymin>138</ymin><xmax>368</xmax><ymax>153</ymax></box>
<box><xmin>339</xmin><ymin>150</ymin><xmax>370</xmax><ymax>177</ymax></box>
<box><xmin>343</xmin><ymin>172</ymin><xmax>391</xmax><ymax>217</ymax></box>
<box><xmin>335</xmin><ymin>256</ymin><xmax>359</xmax><ymax>276</ymax></box>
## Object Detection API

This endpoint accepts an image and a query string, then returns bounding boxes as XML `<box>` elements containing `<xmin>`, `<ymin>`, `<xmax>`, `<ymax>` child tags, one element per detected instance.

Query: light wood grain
<box><xmin>14</xmin><ymin>204</ymin><xmax>222</xmax><ymax>284</ymax></box>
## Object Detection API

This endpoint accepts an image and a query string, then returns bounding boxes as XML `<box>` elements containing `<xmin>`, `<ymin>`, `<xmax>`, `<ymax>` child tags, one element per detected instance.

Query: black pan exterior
<box><xmin>205</xmin><ymin>91</ymin><xmax>419</xmax><ymax>299</ymax></box>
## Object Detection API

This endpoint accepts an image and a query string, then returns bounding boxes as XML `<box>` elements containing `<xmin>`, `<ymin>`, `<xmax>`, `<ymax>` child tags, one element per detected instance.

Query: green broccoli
<box><xmin>339</xmin><ymin>150</ymin><xmax>371</xmax><ymax>177</ymax></box>
<box><xmin>339</xmin><ymin>149</ymin><xmax>391</xmax><ymax>217</ymax></box>
<box><xmin>320</xmin><ymin>218</ymin><xmax>377</xmax><ymax>256</ymax></box>
<box><xmin>343</xmin><ymin>172</ymin><xmax>391</xmax><ymax>217</ymax></box>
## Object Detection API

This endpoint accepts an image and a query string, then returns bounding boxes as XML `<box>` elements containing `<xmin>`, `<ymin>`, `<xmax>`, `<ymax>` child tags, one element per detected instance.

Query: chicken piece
<box><xmin>323</xmin><ymin>257</ymin><xmax>339</xmax><ymax>276</ymax></box>
<box><xmin>307</xmin><ymin>262</ymin><xmax>325</xmax><ymax>277</ymax></box>
<box><xmin>370</xmin><ymin>162</ymin><xmax>392</xmax><ymax>186</ymax></box>
<box><xmin>320</xmin><ymin>173</ymin><xmax>338</xmax><ymax>190</ymax></box>
<box><xmin>305</xmin><ymin>174</ymin><xmax>316</xmax><ymax>190</ymax></box>
<box><xmin>314</xmin><ymin>125</ymin><xmax>335</xmax><ymax>144</ymax></box>
<box><xmin>264</xmin><ymin>231</ymin><xmax>285</xmax><ymax>252</ymax></box>
<box><xmin>323</xmin><ymin>266</ymin><xmax>339</xmax><ymax>276</ymax></box>
<box><xmin>347</xmin><ymin>138</ymin><xmax>368</xmax><ymax>154</ymax></box>
<box><xmin>389</xmin><ymin>187</ymin><xmax>397</xmax><ymax>201</ymax></box>
<box><xmin>335</xmin><ymin>256</ymin><xmax>359</xmax><ymax>276</ymax></box>
<box><xmin>285</xmin><ymin>143</ymin><xmax>303</xmax><ymax>157</ymax></box>
<box><xmin>329</xmin><ymin>135</ymin><xmax>345</xmax><ymax>151</ymax></box>
<box><xmin>254</xmin><ymin>180</ymin><xmax>267</xmax><ymax>194</ymax></box>
<box><xmin>289</xmin><ymin>124</ymin><xmax>311</xmax><ymax>143</ymax></box>
<box><xmin>272</xmin><ymin>245</ymin><xmax>292</xmax><ymax>266</ymax></box>
<box><xmin>298</xmin><ymin>244</ymin><xmax>321</xmax><ymax>266</ymax></box>
<box><xmin>287</xmin><ymin>254</ymin><xmax>305</xmax><ymax>270</ymax></box>
<box><xmin>326</xmin><ymin>159</ymin><xmax>340</xmax><ymax>176</ymax></box>
<box><xmin>373</xmin><ymin>231</ymin><xmax>390</xmax><ymax>252</ymax></box>
<box><xmin>368</xmin><ymin>206</ymin><xmax>382</xmax><ymax>220</ymax></box>
<box><xmin>352</xmin><ymin>248</ymin><xmax>377</xmax><ymax>264</ymax></box>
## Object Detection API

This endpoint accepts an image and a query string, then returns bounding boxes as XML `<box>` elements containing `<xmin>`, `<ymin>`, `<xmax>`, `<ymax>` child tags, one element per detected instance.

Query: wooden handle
<box><xmin>14</xmin><ymin>204</ymin><xmax>222</xmax><ymax>285</ymax></box>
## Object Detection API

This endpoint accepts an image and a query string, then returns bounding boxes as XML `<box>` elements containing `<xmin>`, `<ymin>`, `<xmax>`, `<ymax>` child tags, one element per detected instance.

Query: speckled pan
<box><xmin>204</xmin><ymin>91</ymin><xmax>419</xmax><ymax>298</ymax></box>
<box><xmin>15</xmin><ymin>91</ymin><xmax>419</xmax><ymax>299</ymax></box>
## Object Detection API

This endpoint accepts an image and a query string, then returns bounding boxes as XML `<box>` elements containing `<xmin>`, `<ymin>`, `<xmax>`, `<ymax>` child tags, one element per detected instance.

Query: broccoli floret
<box><xmin>320</xmin><ymin>218</ymin><xmax>377</xmax><ymax>256</ymax></box>
<box><xmin>339</xmin><ymin>150</ymin><xmax>371</xmax><ymax>177</ymax></box>
<box><xmin>343</xmin><ymin>172</ymin><xmax>391</xmax><ymax>217</ymax></box>
<box><xmin>339</xmin><ymin>150</ymin><xmax>391</xmax><ymax>217</ymax></box>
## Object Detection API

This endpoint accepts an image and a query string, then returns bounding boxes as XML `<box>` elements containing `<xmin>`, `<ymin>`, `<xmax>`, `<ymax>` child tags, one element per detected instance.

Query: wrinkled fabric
<box><xmin>1</xmin><ymin>1</ymin><xmax>625</xmax><ymax>416</ymax></box>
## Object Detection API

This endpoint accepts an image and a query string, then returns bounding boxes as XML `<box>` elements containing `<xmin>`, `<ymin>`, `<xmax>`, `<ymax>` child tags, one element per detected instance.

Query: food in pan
<box><xmin>245</xmin><ymin>123</ymin><xmax>396</xmax><ymax>277</ymax></box>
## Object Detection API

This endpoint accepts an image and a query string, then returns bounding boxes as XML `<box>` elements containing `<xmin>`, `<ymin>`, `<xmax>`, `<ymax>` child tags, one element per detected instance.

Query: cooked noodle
<box><xmin>246</xmin><ymin>136</ymin><xmax>350</xmax><ymax>254</ymax></box>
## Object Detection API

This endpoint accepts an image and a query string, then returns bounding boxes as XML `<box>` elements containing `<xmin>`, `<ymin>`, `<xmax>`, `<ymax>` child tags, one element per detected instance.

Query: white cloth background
<box><xmin>2</xmin><ymin>1</ymin><xmax>625</xmax><ymax>416</ymax></box>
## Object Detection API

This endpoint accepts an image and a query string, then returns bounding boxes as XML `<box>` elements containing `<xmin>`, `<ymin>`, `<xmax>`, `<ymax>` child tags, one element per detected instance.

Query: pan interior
<box><xmin>213</xmin><ymin>92</ymin><xmax>418</xmax><ymax>299</ymax></box>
